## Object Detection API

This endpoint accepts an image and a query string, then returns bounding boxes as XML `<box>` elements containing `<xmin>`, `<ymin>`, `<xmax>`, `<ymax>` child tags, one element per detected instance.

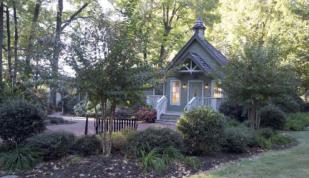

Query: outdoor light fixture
<box><xmin>204</xmin><ymin>83</ymin><xmax>209</xmax><ymax>89</ymax></box>
<box><xmin>182</xmin><ymin>83</ymin><xmax>187</xmax><ymax>89</ymax></box>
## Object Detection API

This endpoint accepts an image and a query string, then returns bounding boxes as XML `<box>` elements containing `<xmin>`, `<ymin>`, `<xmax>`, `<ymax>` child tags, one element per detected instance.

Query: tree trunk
<box><xmin>85</xmin><ymin>115</ymin><xmax>89</xmax><ymax>135</ymax></box>
<box><xmin>0</xmin><ymin>3</ymin><xmax>3</xmax><ymax>91</ymax></box>
<box><xmin>25</xmin><ymin>0</ymin><xmax>42</xmax><ymax>78</ymax></box>
<box><xmin>49</xmin><ymin>0</ymin><xmax>63</xmax><ymax>110</ymax></box>
<box><xmin>6</xmin><ymin>5</ymin><xmax>12</xmax><ymax>85</ymax></box>
<box><xmin>13</xmin><ymin>0</ymin><xmax>18</xmax><ymax>85</ymax></box>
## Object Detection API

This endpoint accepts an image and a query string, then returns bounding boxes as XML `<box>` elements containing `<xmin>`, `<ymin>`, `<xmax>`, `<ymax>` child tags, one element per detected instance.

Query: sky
<box><xmin>53</xmin><ymin>0</ymin><xmax>115</xmax><ymax>76</ymax></box>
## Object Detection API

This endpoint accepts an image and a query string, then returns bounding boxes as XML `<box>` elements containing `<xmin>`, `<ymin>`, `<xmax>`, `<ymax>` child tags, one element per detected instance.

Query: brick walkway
<box><xmin>47</xmin><ymin>114</ymin><xmax>176</xmax><ymax>136</ymax></box>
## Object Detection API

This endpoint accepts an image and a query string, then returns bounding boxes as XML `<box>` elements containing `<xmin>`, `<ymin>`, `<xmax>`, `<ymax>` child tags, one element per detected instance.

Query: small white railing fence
<box><xmin>184</xmin><ymin>97</ymin><xmax>224</xmax><ymax>112</ymax></box>
<box><xmin>155</xmin><ymin>96</ymin><xmax>167</xmax><ymax>120</ymax></box>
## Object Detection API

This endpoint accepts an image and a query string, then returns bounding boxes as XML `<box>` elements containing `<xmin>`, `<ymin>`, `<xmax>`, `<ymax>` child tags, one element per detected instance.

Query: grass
<box><xmin>191</xmin><ymin>131</ymin><xmax>309</xmax><ymax>178</ymax></box>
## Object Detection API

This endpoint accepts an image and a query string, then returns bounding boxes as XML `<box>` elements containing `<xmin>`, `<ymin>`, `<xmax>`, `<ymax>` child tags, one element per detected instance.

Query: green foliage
<box><xmin>177</xmin><ymin>107</ymin><xmax>225</xmax><ymax>155</ymax></box>
<box><xmin>140</xmin><ymin>148</ymin><xmax>167</xmax><ymax>173</ymax></box>
<box><xmin>285</xmin><ymin>112</ymin><xmax>309</xmax><ymax>131</ymax></box>
<box><xmin>0</xmin><ymin>99</ymin><xmax>45</xmax><ymax>144</ymax></box>
<box><xmin>26</xmin><ymin>132</ymin><xmax>75</xmax><ymax>161</ymax></box>
<box><xmin>256</xmin><ymin>128</ymin><xmax>274</xmax><ymax>139</ymax></box>
<box><xmin>260</xmin><ymin>105</ymin><xmax>287</xmax><ymax>130</ymax></box>
<box><xmin>256</xmin><ymin>135</ymin><xmax>272</xmax><ymax>149</ymax></box>
<box><xmin>271</xmin><ymin>95</ymin><xmax>301</xmax><ymax>113</ymax></box>
<box><xmin>222</xmin><ymin>127</ymin><xmax>251</xmax><ymax>153</ymax></box>
<box><xmin>111</xmin><ymin>130</ymin><xmax>133</xmax><ymax>153</ymax></box>
<box><xmin>270</xmin><ymin>134</ymin><xmax>294</xmax><ymax>146</ymax></box>
<box><xmin>0</xmin><ymin>147</ymin><xmax>41</xmax><ymax>171</ymax></box>
<box><xmin>139</xmin><ymin>146</ymin><xmax>200</xmax><ymax>173</ymax></box>
<box><xmin>219</xmin><ymin>100</ymin><xmax>246</xmax><ymax>122</ymax></box>
<box><xmin>182</xmin><ymin>156</ymin><xmax>202</xmax><ymax>169</ymax></box>
<box><xmin>222</xmin><ymin>41</ymin><xmax>298</xmax><ymax>129</ymax></box>
<box><xmin>71</xmin><ymin>135</ymin><xmax>101</xmax><ymax>156</ymax></box>
<box><xmin>125</xmin><ymin>128</ymin><xmax>184</xmax><ymax>158</ymax></box>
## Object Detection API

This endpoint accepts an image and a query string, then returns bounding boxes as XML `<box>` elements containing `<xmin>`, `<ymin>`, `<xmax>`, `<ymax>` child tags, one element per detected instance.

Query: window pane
<box><xmin>171</xmin><ymin>81</ymin><xmax>180</xmax><ymax>105</ymax></box>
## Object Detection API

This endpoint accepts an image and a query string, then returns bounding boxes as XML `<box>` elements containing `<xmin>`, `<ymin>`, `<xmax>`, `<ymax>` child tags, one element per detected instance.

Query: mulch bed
<box><xmin>0</xmin><ymin>148</ymin><xmax>265</xmax><ymax>178</ymax></box>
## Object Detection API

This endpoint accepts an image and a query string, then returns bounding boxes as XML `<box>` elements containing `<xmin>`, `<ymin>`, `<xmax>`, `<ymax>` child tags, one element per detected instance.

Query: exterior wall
<box><xmin>165</xmin><ymin>73</ymin><xmax>212</xmax><ymax>112</ymax></box>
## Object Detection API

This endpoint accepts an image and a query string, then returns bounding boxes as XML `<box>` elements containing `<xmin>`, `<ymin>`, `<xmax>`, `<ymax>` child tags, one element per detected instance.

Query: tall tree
<box><xmin>6</xmin><ymin>5</ymin><xmax>12</xmax><ymax>84</ymax></box>
<box><xmin>0</xmin><ymin>2</ymin><xmax>3</xmax><ymax>91</ymax></box>
<box><xmin>24</xmin><ymin>0</ymin><xmax>42</xmax><ymax>78</ymax></box>
<box><xmin>13</xmin><ymin>0</ymin><xmax>18</xmax><ymax>85</ymax></box>
<box><xmin>49</xmin><ymin>0</ymin><xmax>63</xmax><ymax>109</ymax></box>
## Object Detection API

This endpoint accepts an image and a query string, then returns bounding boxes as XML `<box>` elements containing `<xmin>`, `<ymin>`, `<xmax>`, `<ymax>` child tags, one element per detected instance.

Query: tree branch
<box><xmin>61</xmin><ymin>3</ymin><xmax>89</xmax><ymax>31</ymax></box>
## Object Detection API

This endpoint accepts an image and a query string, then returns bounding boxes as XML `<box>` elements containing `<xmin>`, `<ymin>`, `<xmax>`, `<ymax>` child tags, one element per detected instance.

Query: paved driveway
<box><xmin>47</xmin><ymin>114</ymin><xmax>176</xmax><ymax>136</ymax></box>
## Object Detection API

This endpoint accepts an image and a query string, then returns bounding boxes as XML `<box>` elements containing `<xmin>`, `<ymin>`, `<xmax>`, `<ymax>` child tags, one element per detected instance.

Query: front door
<box><xmin>188</xmin><ymin>80</ymin><xmax>203</xmax><ymax>104</ymax></box>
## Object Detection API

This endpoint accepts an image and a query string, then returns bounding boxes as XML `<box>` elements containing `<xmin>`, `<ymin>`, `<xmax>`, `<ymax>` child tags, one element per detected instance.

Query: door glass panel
<box><xmin>171</xmin><ymin>81</ymin><xmax>180</xmax><ymax>105</ymax></box>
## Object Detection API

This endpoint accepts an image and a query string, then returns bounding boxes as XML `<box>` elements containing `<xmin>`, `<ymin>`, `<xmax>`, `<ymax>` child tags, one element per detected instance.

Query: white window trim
<box><xmin>170</xmin><ymin>80</ymin><xmax>181</xmax><ymax>106</ymax></box>
<box><xmin>187</xmin><ymin>80</ymin><xmax>204</xmax><ymax>104</ymax></box>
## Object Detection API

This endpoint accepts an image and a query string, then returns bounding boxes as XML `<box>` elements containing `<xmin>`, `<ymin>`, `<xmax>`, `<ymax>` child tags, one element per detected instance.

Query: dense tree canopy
<box><xmin>0</xmin><ymin>0</ymin><xmax>307</xmax><ymax>110</ymax></box>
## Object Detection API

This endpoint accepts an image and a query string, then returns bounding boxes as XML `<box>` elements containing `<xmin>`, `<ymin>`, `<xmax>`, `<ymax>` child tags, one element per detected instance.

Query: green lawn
<box><xmin>191</xmin><ymin>131</ymin><xmax>309</xmax><ymax>178</ymax></box>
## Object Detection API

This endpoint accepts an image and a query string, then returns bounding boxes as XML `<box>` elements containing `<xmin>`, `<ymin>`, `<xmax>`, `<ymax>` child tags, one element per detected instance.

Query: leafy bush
<box><xmin>256</xmin><ymin>128</ymin><xmax>274</xmax><ymax>139</ymax></box>
<box><xmin>0</xmin><ymin>147</ymin><xmax>41</xmax><ymax>171</ymax></box>
<box><xmin>219</xmin><ymin>100</ymin><xmax>246</xmax><ymax>122</ymax></box>
<box><xmin>177</xmin><ymin>107</ymin><xmax>225</xmax><ymax>155</ymax></box>
<box><xmin>26</xmin><ymin>132</ymin><xmax>75</xmax><ymax>161</ymax></box>
<box><xmin>139</xmin><ymin>146</ymin><xmax>198</xmax><ymax>173</ymax></box>
<box><xmin>0</xmin><ymin>99</ymin><xmax>45</xmax><ymax>144</ymax></box>
<box><xmin>260</xmin><ymin>105</ymin><xmax>287</xmax><ymax>130</ymax></box>
<box><xmin>270</xmin><ymin>133</ymin><xmax>294</xmax><ymax>146</ymax></box>
<box><xmin>112</xmin><ymin>130</ymin><xmax>133</xmax><ymax>153</ymax></box>
<box><xmin>134</xmin><ymin>107</ymin><xmax>156</xmax><ymax>123</ymax></box>
<box><xmin>71</xmin><ymin>136</ymin><xmax>101</xmax><ymax>156</ymax></box>
<box><xmin>271</xmin><ymin>95</ymin><xmax>301</xmax><ymax>113</ymax></box>
<box><xmin>256</xmin><ymin>135</ymin><xmax>272</xmax><ymax>149</ymax></box>
<box><xmin>125</xmin><ymin>128</ymin><xmax>184</xmax><ymax>158</ymax></box>
<box><xmin>285</xmin><ymin>112</ymin><xmax>309</xmax><ymax>131</ymax></box>
<box><xmin>222</xmin><ymin>127</ymin><xmax>250</xmax><ymax>153</ymax></box>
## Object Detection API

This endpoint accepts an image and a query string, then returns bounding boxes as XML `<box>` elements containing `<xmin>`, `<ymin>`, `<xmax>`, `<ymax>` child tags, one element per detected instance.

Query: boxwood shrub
<box><xmin>26</xmin><ymin>132</ymin><xmax>75</xmax><ymax>161</ymax></box>
<box><xmin>125</xmin><ymin>128</ymin><xmax>184</xmax><ymax>158</ymax></box>
<box><xmin>0</xmin><ymin>99</ymin><xmax>45</xmax><ymax>144</ymax></box>
<box><xmin>71</xmin><ymin>135</ymin><xmax>101</xmax><ymax>156</ymax></box>
<box><xmin>260</xmin><ymin>105</ymin><xmax>286</xmax><ymax>130</ymax></box>
<box><xmin>177</xmin><ymin>107</ymin><xmax>225</xmax><ymax>155</ymax></box>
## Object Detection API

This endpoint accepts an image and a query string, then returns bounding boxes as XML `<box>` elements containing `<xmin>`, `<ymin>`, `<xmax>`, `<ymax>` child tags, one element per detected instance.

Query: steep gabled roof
<box><xmin>167</xmin><ymin>33</ymin><xmax>228</xmax><ymax>72</ymax></box>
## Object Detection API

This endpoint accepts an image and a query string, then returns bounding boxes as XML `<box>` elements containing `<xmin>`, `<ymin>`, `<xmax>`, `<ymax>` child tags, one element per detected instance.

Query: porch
<box><xmin>146</xmin><ymin>95</ymin><xmax>224</xmax><ymax>120</ymax></box>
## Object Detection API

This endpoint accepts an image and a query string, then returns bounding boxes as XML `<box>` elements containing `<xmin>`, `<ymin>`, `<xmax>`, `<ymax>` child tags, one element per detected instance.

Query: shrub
<box><xmin>71</xmin><ymin>136</ymin><xmax>101</xmax><ymax>156</ymax></box>
<box><xmin>222</xmin><ymin>127</ymin><xmax>250</xmax><ymax>153</ymax></box>
<box><xmin>177</xmin><ymin>107</ymin><xmax>225</xmax><ymax>155</ymax></box>
<box><xmin>125</xmin><ymin>128</ymin><xmax>184</xmax><ymax>158</ymax></box>
<box><xmin>270</xmin><ymin>133</ymin><xmax>294</xmax><ymax>146</ymax></box>
<box><xmin>285</xmin><ymin>112</ymin><xmax>309</xmax><ymax>131</ymax></box>
<box><xmin>112</xmin><ymin>130</ymin><xmax>133</xmax><ymax>153</ymax></box>
<box><xmin>260</xmin><ymin>105</ymin><xmax>287</xmax><ymax>130</ymax></box>
<box><xmin>0</xmin><ymin>147</ymin><xmax>41</xmax><ymax>171</ymax></box>
<box><xmin>134</xmin><ymin>107</ymin><xmax>156</xmax><ymax>123</ymax></box>
<box><xmin>26</xmin><ymin>132</ymin><xmax>75</xmax><ymax>161</ymax></box>
<box><xmin>140</xmin><ymin>148</ymin><xmax>167</xmax><ymax>173</ymax></box>
<box><xmin>256</xmin><ymin>135</ymin><xmax>272</xmax><ymax>149</ymax></box>
<box><xmin>0</xmin><ymin>99</ymin><xmax>45</xmax><ymax>144</ymax></box>
<box><xmin>271</xmin><ymin>95</ymin><xmax>301</xmax><ymax>113</ymax></box>
<box><xmin>219</xmin><ymin>100</ymin><xmax>246</xmax><ymax>122</ymax></box>
<box><xmin>256</xmin><ymin>128</ymin><xmax>274</xmax><ymax>139</ymax></box>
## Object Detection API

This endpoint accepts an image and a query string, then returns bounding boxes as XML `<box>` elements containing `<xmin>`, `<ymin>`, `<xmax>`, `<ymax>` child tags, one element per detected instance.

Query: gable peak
<box><xmin>193</xmin><ymin>16</ymin><xmax>206</xmax><ymax>39</ymax></box>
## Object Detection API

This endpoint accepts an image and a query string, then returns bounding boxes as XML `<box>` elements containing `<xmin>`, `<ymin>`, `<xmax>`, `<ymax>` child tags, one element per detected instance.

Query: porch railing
<box><xmin>184</xmin><ymin>97</ymin><xmax>224</xmax><ymax>111</ymax></box>
<box><xmin>146</xmin><ymin>95</ymin><xmax>162</xmax><ymax>108</ymax></box>
<box><xmin>156</xmin><ymin>96</ymin><xmax>167</xmax><ymax>120</ymax></box>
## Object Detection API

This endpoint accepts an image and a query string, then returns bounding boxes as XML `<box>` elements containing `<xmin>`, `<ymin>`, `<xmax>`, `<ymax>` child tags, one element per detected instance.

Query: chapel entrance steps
<box><xmin>156</xmin><ymin>111</ymin><xmax>181</xmax><ymax>125</ymax></box>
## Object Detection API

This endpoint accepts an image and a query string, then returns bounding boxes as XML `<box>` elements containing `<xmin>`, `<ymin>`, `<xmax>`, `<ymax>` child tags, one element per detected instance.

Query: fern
<box><xmin>0</xmin><ymin>147</ymin><xmax>41</xmax><ymax>171</ymax></box>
